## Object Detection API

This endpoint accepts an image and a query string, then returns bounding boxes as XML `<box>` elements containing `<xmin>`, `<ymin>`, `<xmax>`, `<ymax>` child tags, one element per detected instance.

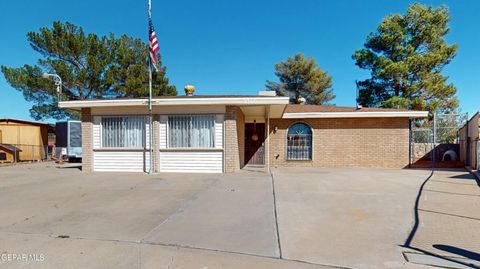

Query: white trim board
<box><xmin>282</xmin><ymin>111</ymin><xmax>429</xmax><ymax>119</ymax></box>
<box><xmin>59</xmin><ymin>97</ymin><xmax>289</xmax><ymax>109</ymax></box>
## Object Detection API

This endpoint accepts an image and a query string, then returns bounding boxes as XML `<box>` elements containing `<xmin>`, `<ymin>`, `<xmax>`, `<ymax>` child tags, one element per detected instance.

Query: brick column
<box><xmin>81</xmin><ymin>108</ymin><xmax>93</xmax><ymax>172</ymax></box>
<box><xmin>224</xmin><ymin>106</ymin><xmax>244</xmax><ymax>173</ymax></box>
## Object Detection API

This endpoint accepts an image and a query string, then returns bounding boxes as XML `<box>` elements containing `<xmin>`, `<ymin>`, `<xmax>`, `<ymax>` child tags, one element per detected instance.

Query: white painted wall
<box><xmin>92</xmin><ymin>116</ymin><xmax>151</xmax><ymax>172</ymax></box>
<box><xmin>93</xmin><ymin>151</ymin><xmax>151</xmax><ymax>172</ymax></box>
<box><xmin>159</xmin><ymin>151</ymin><xmax>223</xmax><ymax>173</ymax></box>
<box><xmin>90</xmin><ymin>113</ymin><xmax>224</xmax><ymax>173</ymax></box>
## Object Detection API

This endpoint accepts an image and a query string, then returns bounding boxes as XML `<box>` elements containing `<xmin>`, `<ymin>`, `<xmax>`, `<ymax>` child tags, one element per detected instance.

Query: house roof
<box><xmin>58</xmin><ymin>95</ymin><xmax>291</xmax><ymax>109</ymax></box>
<box><xmin>58</xmin><ymin>95</ymin><xmax>291</xmax><ymax>119</ymax></box>
<box><xmin>285</xmin><ymin>104</ymin><xmax>410</xmax><ymax>113</ymax></box>
<box><xmin>0</xmin><ymin>144</ymin><xmax>21</xmax><ymax>153</ymax></box>
<box><xmin>58</xmin><ymin>96</ymin><xmax>429</xmax><ymax>119</ymax></box>
<box><xmin>0</xmin><ymin>118</ymin><xmax>50</xmax><ymax>126</ymax></box>
<box><xmin>0</xmin><ymin>118</ymin><xmax>55</xmax><ymax>132</ymax></box>
<box><xmin>74</xmin><ymin>95</ymin><xmax>274</xmax><ymax>100</ymax></box>
<box><xmin>283</xmin><ymin>104</ymin><xmax>428</xmax><ymax>119</ymax></box>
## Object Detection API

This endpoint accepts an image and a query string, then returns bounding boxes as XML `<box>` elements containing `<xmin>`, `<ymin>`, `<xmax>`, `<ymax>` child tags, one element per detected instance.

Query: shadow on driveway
<box><xmin>402</xmin><ymin>169</ymin><xmax>480</xmax><ymax>268</ymax></box>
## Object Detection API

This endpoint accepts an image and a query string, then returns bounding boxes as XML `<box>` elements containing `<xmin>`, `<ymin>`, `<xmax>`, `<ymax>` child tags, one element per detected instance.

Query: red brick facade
<box><xmin>81</xmin><ymin>105</ymin><xmax>411</xmax><ymax>173</ymax></box>
<box><xmin>224</xmin><ymin>106</ymin><xmax>245</xmax><ymax>172</ymax></box>
<box><xmin>268</xmin><ymin>117</ymin><xmax>410</xmax><ymax>169</ymax></box>
<box><xmin>80</xmin><ymin>108</ymin><xmax>92</xmax><ymax>172</ymax></box>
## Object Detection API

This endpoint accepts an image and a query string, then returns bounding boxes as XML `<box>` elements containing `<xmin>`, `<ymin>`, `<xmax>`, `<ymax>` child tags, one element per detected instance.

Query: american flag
<box><xmin>148</xmin><ymin>0</ymin><xmax>160</xmax><ymax>71</ymax></box>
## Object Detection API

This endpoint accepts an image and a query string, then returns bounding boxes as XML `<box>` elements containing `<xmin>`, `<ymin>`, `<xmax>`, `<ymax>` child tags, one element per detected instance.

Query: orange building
<box><xmin>0</xmin><ymin>118</ymin><xmax>54</xmax><ymax>162</ymax></box>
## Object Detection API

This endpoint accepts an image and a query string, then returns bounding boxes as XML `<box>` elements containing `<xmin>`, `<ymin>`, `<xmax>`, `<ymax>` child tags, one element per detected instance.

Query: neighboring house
<box><xmin>459</xmin><ymin>112</ymin><xmax>480</xmax><ymax>170</ymax></box>
<box><xmin>58</xmin><ymin>92</ymin><xmax>428</xmax><ymax>173</ymax></box>
<box><xmin>0</xmin><ymin>118</ymin><xmax>53</xmax><ymax>162</ymax></box>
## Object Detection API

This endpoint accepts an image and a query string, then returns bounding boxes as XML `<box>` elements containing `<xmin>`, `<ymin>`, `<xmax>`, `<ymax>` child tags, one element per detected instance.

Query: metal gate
<box><xmin>410</xmin><ymin>113</ymin><xmax>467</xmax><ymax>168</ymax></box>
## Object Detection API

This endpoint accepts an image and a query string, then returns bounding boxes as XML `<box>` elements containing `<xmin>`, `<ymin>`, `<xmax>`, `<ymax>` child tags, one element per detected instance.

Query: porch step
<box><xmin>242</xmin><ymin>165</ymin><xmax>267</xmax><ymax>173</ymax></box>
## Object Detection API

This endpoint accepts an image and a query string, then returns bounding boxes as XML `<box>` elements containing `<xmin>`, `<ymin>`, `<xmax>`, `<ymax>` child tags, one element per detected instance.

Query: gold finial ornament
<box><xmin>184</xmin><ymin>85</ymin><xmax>195</xmax><ymax>96</ymax></box>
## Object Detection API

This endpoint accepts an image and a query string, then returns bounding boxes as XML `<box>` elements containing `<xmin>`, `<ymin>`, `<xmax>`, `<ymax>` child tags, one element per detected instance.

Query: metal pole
<box><xmin>432</xmin><ymin>112</ymin><xmax>436</xmax><ymax>170</ymax></box>
<box><xmin>266</xmin><ymin>105</ymin><xmax>270</xmax><ymax>173</ymax></box>
<box><xmin>148</xmin><ymin>60</ymin><xmax>154</xmax><ymax>175</ymax></box>
<box><xmin>147</xmin><ymin>0</ymin><xmax>154</xmax><ymax>175</ymax></box>
<box><xmin>56</xmin><ymin>77</ymin><xmax>61</xmax><ymax>103</ymax></box>
<box><xmin>408</xmin><ymin>119</ymin><xmax>412</xmax><ymax>168</ymax></box>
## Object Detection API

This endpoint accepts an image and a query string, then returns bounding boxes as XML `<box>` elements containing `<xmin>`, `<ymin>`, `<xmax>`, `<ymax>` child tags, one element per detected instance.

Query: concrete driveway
<box><xmin>405</xmin><ymin>169</ymin><xmax>480</xmax><ymax>269</ymax></box>
<box><xmin>0</xmin><ymin>163</ymin><xmax>477</xmax><ymax>269</ymax></box>
<box><xmin>0</xmin><ymin>163</ymin><xmax>319</xmax><ymax>269</ymax></box>
<box><xmin>272</xmin><ymin>167</ymin><xmax>429</xmax><ymax>269</ymax></box>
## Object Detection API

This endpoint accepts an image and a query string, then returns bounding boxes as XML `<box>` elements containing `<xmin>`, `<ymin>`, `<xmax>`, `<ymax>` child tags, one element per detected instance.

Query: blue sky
<box><xmin>0</xmin><ymin>0</ymin><xmax>479</xmax><ymax>122</ymax></box>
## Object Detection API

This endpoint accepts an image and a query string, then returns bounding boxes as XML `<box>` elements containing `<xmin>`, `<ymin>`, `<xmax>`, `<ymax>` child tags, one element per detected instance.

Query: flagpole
<box><xmin>148</xmin><ymin>0</ymin><xmax>154</xmax><ymax>175</ymax></box>
<box><xmin>148</xmin><ymin>60</ymin><xmax>153</xmax><ymax>175</ymax></box>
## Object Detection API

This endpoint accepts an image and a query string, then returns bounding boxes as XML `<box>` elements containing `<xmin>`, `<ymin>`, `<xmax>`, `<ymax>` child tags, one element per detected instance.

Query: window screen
<box><xmin>101</xmin><ymin>116</ymin><xmax>145</xmax><ymax>148</ymax></box>
<box><xmin>168</xmin><ymin>115</ymin><xmax>215</xmax><ymax>148</ymax></box>
<box><xmin>69</xmin><ymin>122</ymin><xmax>82</xmax><ymax>147</ymax></box>
<box><xmin>287</xmin><ymin>123</ymin><xmax>312</xmax><ymax>160</ymax></box>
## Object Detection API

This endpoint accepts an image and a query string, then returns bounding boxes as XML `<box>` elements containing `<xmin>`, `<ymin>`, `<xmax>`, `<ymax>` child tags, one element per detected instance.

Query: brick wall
<box><xmin>269</xmin><ymin>117</ymin><xmax>410</xmax><ymax>169</ymax></box>
<box><xmin>81</xmin><ymin>108</ymin><xmax>92</xmax><ymax>172</ymax></box>
<box><xmin>237</xmin><ymin>108</ymin><xmax>245</xmax><ymax>169</ymax></box>
<box><xmin>224</xmin><ymin>106</ymin><xmax>245</xmax><ymax>172</ymax></box>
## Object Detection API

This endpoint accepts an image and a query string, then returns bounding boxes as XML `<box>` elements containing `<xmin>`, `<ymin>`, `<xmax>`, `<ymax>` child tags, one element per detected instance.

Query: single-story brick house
<box><xmin>59</xmin><ymin>93</ymin><xmax>428</xmax><ymax>173</ymax></box>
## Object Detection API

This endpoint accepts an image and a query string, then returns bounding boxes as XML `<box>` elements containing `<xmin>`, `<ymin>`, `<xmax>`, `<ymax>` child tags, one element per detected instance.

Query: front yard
<box><xmin>0</xmin><ymin>163</ymin><xmax>478</xmax><ymax>269</ymax></box>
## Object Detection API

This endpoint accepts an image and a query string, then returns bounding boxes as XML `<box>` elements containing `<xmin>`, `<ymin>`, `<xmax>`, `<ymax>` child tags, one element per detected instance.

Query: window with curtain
<box><xmin>287</xmin><ymin>123</ymin><xmax>312</xmax><ymax>160</ymax></box>
<box><xmin>101</xmin><ymin>116</ymin><xmax>145</xmax><ymax>148</ymax></box>
<box><xmin>168</xmin><ymin>115</ymin><xmax>215</xmax><ymax>148</ymax></box>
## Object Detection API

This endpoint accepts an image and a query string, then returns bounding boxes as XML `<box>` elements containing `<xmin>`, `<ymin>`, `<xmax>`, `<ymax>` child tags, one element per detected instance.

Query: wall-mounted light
<box><xmin>274</xmin><ymin>125</ymin><xmax>279</xmax><ymax>133</ymax></box>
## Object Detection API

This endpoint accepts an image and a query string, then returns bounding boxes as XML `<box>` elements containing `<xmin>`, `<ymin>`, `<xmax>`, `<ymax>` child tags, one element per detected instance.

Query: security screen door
<box><xmin>245</xmin><ymin>123</ymin><xmax>265</xmax><ymax>165</ymax></box>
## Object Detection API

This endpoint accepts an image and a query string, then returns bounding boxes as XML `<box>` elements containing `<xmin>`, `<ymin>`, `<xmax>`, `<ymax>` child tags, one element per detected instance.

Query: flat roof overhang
<box><xmin>59</xmin><ymin>96</ymin><xmax>290</xmax><ymax>118</ymax></box>
<box><xmin>282</xmin><ymin>111</ymin><xmax>429</xmax><ymax>119</ymax></box>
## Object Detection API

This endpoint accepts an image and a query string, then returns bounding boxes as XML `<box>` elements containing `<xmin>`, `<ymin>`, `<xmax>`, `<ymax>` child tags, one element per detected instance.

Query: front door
<box><xmin>245</xmin><ymin>122</ymin><xmax>265</xmax><ymax>165</ymax></box>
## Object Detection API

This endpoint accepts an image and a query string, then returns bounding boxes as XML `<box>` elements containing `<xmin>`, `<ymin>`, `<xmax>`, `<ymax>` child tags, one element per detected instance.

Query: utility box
<box><xmin>55</xmin><ymin>121</ymin><xmax>82</xmax><ymax>161</ymax></box>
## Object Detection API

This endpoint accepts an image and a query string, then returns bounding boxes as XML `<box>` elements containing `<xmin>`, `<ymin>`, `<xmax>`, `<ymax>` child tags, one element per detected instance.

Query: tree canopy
<box><xmin>266</xmin><ymin>53</ymin><xmax>335</xmax><ymax>105</ymax></box>
<box><xmin>353</xmin><ymin>3</ymin><xmax>458</xmax><ymax>113</ymax></box>
<box><xmin>1</xmin><ymin>21</ymin><xmax>176</xmax><ymax>120</ymax></box>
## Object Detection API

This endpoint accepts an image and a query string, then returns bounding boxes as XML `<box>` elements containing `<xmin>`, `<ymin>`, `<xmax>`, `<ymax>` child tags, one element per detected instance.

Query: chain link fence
<box><xmin>410</xmin><ymin>113</ymin><xmax>468</xmax><ymax>168</ymax></box>
<box><xmin>0</xmin><ymin>144</ymin><xmax>53</xmax><ymax>164</ymax></box>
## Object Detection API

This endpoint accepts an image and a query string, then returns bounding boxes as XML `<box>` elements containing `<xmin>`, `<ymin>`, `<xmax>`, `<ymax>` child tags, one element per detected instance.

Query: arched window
<box><xmin>287</xmin><ymin>123</ymin><xmax>312</xmax><ymax>160</ymax></box>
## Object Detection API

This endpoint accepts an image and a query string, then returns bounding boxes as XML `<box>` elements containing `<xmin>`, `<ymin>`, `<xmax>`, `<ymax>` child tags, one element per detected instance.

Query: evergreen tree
<box><xmin>1</xmin><ymin>21</ymin><xmax>176</xmax><ymax>120</ymax></box>
<box><xmin>353</xmin><ymin>3</ymin><xmax>458</xmax><ymax>113</ymax></box>
<box><xmin>266</xmin><ymin>53</ymin><xmax>334</xmax><ymax>105</ymax></box>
